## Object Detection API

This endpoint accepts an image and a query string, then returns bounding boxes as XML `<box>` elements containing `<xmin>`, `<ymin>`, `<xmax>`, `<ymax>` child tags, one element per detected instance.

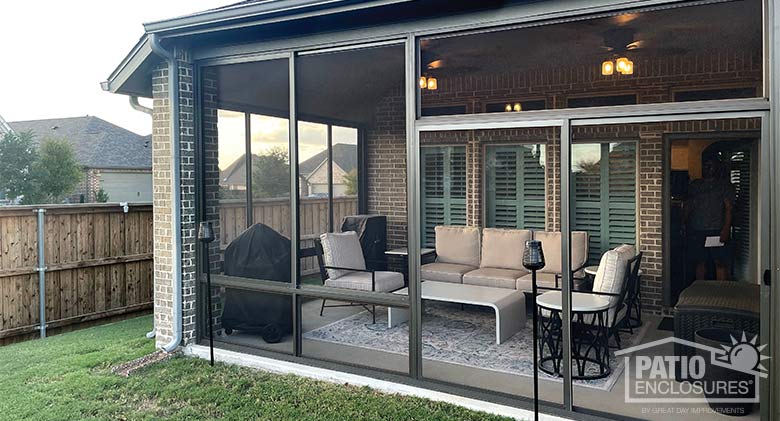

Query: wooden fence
<box><xmin>0</xmin><ymin>203</ymin><xmax>153</xmax><ymax>344</ymax></box>
<box><xmin>219</xmin><ymin>196</ymin><xmax>359</xmax><ymax>274</ymax></box>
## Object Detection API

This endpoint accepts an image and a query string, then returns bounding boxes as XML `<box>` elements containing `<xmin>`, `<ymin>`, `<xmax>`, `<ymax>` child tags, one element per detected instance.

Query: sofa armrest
<box><xmin>323</xmin><ymin>266</ymin><xmax>377</xmax><ymax>291</ymax></box>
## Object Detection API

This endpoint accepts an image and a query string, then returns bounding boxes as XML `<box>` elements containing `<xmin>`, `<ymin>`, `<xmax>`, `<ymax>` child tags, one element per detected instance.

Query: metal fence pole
<box><xmin>34</xmin><ymin>208</ymin><xmax>46</xmax><ymax>338</ymax></box>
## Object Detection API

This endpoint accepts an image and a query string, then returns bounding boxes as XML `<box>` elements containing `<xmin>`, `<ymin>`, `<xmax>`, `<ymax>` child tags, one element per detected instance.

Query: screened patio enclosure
<box><xmin>100</xmin><ymin>0</ymin><xmax>779</xmax><ymax>419</ymax></box>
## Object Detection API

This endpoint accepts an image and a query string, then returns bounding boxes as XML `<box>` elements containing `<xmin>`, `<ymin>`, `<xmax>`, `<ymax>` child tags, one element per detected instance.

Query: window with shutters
<box><xmin>485</xmin><ymin>144</ymin><xmax>546</xmax><ymax>230</ymax></box>
<box><xmin>572</xmin><ymin>142</ymin><xmax>637</xmax><ymax>264</ymax></box>
<box><xmin>421</xmin><ymin>146</ymin><xmax>467</xmax><ymax>247</ymax></box>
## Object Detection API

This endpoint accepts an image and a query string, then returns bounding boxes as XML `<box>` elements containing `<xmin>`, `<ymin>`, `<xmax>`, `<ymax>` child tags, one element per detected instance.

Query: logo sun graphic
<box><xmin>714</xmin><ymin>332</ymin><xmax>770</xmax><ymax>374</ymax></box>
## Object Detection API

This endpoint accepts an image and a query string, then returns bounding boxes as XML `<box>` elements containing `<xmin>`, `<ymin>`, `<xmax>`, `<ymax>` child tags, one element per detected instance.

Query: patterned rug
<box><xmin>304</xmin><ymin>302</ymin><xmax>649</xmax><ymax>391</ymax></box>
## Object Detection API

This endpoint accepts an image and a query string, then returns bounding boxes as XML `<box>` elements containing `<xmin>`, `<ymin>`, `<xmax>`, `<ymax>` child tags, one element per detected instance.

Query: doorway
<box><xmin>665</xmin><ymin>134</ymin><xmax>758</xmax><ymax>306</ymax></box>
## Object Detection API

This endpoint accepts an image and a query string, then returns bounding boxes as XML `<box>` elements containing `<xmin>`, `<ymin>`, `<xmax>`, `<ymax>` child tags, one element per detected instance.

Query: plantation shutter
<box><xmin>573</xmin><ymin>142</ymin><xmax>637</xmax><ymax>264</ymax></box>
<box><xmin>730</xmin><ymin>148</ymin><xmax>751</xmax><ymax>281</ymax></box>
<box><xmin>421</xmin><ymin>146</ymin><xmax>467</xmax><ymax>247</ymax></box>
<box><xmin>486</xmin><ymin>145</ymin><xmax>546</xmax><ymax>230</ymax></box>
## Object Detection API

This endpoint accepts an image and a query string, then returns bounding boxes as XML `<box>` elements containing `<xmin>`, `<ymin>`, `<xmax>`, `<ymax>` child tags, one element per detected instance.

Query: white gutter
<box><xmin>129</xmin><ymin>96</ymin><xmax>153</xmax><ymax>115</ymax></box>
<box><xmin>149</xmin><ymin>34</ymin><xmax>183</xmax><ymax>353</ymax></box>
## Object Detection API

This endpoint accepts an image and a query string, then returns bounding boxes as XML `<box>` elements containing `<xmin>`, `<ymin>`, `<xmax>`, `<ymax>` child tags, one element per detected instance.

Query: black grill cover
<box><xmin>221</xmin><ymin>223</ymin><xmax>292</xmax><ymax>341</ymax></box>
<box><xmin>340</xmin><ymin>215</ymin><xmax>387</xmax><ymax>271</ymax></box>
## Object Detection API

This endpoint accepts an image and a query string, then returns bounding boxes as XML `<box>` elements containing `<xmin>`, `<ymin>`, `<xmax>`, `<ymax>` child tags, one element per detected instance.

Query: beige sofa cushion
<box><xmin>480</xmin><ymin>228</ymin><xmax>531</xmax><ymax>271</ymax></box>
<box><xmin>435</xmin><ymin>225</ymin><xmax>481</xmax><ymax>267</ymax></box>
<box><xmin>593</xmin><ymin>249</ymin><xmax>629</xmax><ymax>323</ymax></box>
<box><xmin>532</xmin><ymin>231</ymin><xmax>589</xmax><ymax>274</ymax></box>
<box><xmin>421</xmin><ymin>262</ymin><xmax>473</xmax><ymax>284</ymax></box>
<box><xmin>516</xmin><ymin>272</ymin><xmax>560</xmax><ymax>292</ymax></box>
<box><xmin>463</xmin><ymin>267</ymin><xmax>527</xmax><ymax>289</ymax></box>
<box><xmin>614</xmin><ymin>244</ymin><xmax>637</xmax><ymax>271</ymax></box>
<box><xmin>320</xmin><ymin>231</ymin><xmax>366</xmax><ymax>280</ymax></box>
<box><xmin>325</xmin><ymin>270</ymin><xmax>404</xmax><ymax>292</ymax></box>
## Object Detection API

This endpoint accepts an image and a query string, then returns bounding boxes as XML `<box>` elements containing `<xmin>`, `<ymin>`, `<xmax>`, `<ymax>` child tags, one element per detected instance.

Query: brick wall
<box><xmin>421</xmin><ymin>52</ymin><xmax>761</xmax><ymax>111</ymax></box>
<box><xmin>366</xmin><ymin>84</ymin><xmax>408</xmax><ymax>248</ymax></box>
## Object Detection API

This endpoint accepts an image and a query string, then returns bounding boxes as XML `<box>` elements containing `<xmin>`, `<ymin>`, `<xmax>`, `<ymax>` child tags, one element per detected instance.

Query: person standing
<box><xmin>684</xmin><ymin>157</ymin><xmax>735</xmax><ymax>281</ymax></box>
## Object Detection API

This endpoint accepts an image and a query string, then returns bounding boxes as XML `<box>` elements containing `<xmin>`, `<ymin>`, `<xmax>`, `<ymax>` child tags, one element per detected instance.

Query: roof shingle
<box><xmin>8</xmin><ymin>116</ymin><xmax>151</xmax><ymax>170</ymax></box>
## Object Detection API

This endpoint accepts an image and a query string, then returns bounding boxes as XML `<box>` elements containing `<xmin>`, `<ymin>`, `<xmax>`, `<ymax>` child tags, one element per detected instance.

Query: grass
<box><xmin>0</xmin><ymin>316</ymin><xmax>510</xmax><ymax>420</ymax></box>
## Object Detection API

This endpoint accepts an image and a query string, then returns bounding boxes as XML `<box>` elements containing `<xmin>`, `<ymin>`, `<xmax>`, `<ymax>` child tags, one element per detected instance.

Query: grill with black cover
<box><xmin>221</xmin><ymin>223</ymin><xmax>292</xmax><ymax>343</ymax></box>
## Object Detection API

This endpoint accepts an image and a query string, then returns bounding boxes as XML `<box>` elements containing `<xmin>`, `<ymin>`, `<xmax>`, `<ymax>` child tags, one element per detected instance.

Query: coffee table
<box><xmin>387</xmin><ymin>281</ymin><xmax>526</xmax><ymax>344</ymax></box>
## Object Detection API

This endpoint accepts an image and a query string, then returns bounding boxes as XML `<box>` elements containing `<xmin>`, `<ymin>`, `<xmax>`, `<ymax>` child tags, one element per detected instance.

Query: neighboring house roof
<box><xmin>299</xmin><ymin>143</ymin><xmax>357</xmax><ymax>178</ymax></box>
<box><xmin>220</xmin><ymin>143</ymin><xmax>357</xmax><ymax>188</ymax></box>
<box><xmin>9</xmin><ymin>116</ymin><xmax>151</xmax><ymax>170</ymax></box>
<box><xmin>220</xmin><ymin>153</ymin><xmax>254</xmax><ymax>187</ymax></box>
<box><xmin>0</xmin><ymin>113</ymin><xmax>13</xmax><ymax>135</ymax></box>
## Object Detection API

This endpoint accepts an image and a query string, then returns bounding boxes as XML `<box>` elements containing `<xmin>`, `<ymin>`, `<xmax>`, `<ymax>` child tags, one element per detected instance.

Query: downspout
<box><xmin>149</xmin><ymin>33</ymin><xmax>183</xmax><ymax>353</ymax></box>
<box><xmin>129</xmin><ymin>96</ymin><xmax>153</xmax><ymax>115</ymax></box>
<box><xmin>128</xmin><ymin>96</ymin><xmax>154</xmax><ymax>339</ymax></box>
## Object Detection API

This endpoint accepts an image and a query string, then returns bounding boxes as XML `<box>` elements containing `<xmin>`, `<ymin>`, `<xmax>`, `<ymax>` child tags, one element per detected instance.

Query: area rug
<box><xmin>304</xmin><ymin>302</ymin><xmax>649</xmax><ymax>391</ymax></box>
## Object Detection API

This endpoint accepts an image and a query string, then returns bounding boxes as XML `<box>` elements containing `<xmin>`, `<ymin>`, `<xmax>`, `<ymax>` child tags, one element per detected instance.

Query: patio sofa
<box><xmin>421</xmin><ymin>225</ymin><xmax>589</xmax><ymax>293</ymax></box>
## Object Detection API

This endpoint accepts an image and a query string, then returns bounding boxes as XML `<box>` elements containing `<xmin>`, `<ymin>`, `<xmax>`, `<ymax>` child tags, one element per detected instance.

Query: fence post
<box><xmin>34</xmin><ymin>208</ymin><xmax>46</xmax><ymax>338</ymax></box>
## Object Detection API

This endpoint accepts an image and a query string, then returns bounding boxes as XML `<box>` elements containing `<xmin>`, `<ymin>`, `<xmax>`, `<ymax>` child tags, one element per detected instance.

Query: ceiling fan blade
<box><xmin>626</xmin><ymin>40</ymin><xmax>644</xmax><ymax>50</ymax></box>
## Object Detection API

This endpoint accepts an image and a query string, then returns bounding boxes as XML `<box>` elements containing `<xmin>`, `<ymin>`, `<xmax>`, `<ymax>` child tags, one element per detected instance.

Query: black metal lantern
<box><xmin>198</xmin><ymin>221</ymin><xmax>215</xmax><ymax>243</ymax></box>
<box><xmin>523</xmin><ymin>240</ymin><xmax>545</xmax><ymax>271</ymax></box>
<box><xmin>198</xmin><ymin>221</ymin><xmax>216</xmax><ymax>366</ymax></box>
<box><xmin>523</xmin><ymin>239</ymin><xmax>545</xmax><ymax>421</ymax></box>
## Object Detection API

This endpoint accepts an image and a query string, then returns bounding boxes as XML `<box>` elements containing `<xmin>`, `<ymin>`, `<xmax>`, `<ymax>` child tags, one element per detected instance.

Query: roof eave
<box><xmin>143</xmin><ymin>0</ymin><xmax>351</xmax><ymax>34</ymax></box>
<box><xmin>102</xmin><ymin>35</ymin><xmax>159</xmax><ymax>97</ymax></box>
<box><xmin>104</xmin><ymin>0</ymin><xmax>414</xmax><ymax>97</ymax></box>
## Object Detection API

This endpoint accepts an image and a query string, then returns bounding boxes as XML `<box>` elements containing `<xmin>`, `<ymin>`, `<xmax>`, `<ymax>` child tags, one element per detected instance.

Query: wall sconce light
<box><xmin>601</xmin><ymin>60</ymin><xmax>614</xmax><ymax>76</ymax></box>
<box><xmin>427</xmin><ymin>77</ymin><xmax>438</xmax><ymax>90</ymax></box>
<box><xmin>419</xmin><ymin>76</ymin><xmax>428</xmax><ymax>89</ymax></box>
<box><xmin>504</xmin><ymin>104</ymin><xmax>512</xmax><ymax>112</ymax></box>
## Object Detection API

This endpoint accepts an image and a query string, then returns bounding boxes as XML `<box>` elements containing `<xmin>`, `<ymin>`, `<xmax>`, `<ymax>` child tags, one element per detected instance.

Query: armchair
<box><xmin>313</xmin><ymin>231</ymin><xmax>404</xmax><ymax>323</ymax></box>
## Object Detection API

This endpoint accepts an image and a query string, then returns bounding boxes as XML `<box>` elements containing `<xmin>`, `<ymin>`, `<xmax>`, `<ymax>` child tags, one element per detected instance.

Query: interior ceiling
<box><xmin>216</xmin><ymin>45</ymin><xmax>404</xmax><ymax>126</ymax></box>
<box><xmin>421</xmin><ymin>0</ymin><xmax>762</xmax><ymax>75</ymax></box>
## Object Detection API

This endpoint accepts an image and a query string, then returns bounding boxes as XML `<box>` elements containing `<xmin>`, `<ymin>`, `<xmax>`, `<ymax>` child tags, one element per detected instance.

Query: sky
<box><xmin>0</xmin><ymin>1</ymin><xmax>228</xmax><ymax>136</ymax></box>
<box><xmin>217</xmin><ymin>111</ymin><xmax>358</xmax><ymax>171</ymax></box>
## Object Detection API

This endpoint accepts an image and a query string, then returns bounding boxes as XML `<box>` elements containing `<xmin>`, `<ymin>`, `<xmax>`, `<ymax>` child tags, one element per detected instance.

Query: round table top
<box><xmin>536</xmin><ymin>291</ymin><xmax>610</xmax><ymax>312</ymax></box>
<box><xmin>583</xmin><ymin>265</ymin><xmax>599</xmax><ymax>276</ymax></box>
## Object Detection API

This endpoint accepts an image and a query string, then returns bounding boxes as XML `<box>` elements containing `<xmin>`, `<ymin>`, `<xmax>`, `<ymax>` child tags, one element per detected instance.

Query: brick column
<box><xmin>150</xmin><ymin>50</ymin><xmax>197</xmax><ymax>349</ymax></box>
<box><xmin>637</xmin><ymin>126</ymin><xmax>664</xmax><ymax>314</ymax></box>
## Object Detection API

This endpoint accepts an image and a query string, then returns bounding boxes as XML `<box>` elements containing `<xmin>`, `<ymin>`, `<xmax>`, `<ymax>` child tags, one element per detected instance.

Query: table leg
<box><xmin>538</xmin><ymin>308</ymin><xmax>564</xmax><ymax>377</ymax></box>
<box><xmin>387</xmin><ymin>306</ymin><xmax>409</xmax><ymax>328</ymax></box>
<box><xmin>495</xmin><ymin>299</ymin><xmax>526</xmax><ymax>345</ymax></box>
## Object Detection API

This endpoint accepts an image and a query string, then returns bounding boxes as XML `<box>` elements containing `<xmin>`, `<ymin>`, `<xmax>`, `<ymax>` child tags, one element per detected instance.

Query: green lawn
<box><xmin>0</xmin><ymin>316</ymin><xmax>510</xmax><ymax>420</ymax></box>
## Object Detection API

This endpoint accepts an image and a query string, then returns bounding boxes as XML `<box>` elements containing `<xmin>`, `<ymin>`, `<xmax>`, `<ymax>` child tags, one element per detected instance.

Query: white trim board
<box><xmin>184</xmin><ymin>344</ymin><xmax>571</xmax><ymax>421</ymax></box>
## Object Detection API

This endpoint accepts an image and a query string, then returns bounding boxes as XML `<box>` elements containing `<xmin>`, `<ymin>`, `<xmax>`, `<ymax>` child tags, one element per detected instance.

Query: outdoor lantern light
<box><xmin>419</xmin><ymin>76</ymin><xmax>427</xmax><ymax>89</ymax></box>
<box><xmin>505</xmin><ymin>104</ymin><xmax>513</xmax><ymax>112</ymax></box>
<box><xmin>616</xmin><ymin>57</ymin><xmax>630</xmax><ymax>74</ymax></box>
<box><xmin>513</xmin><ymin>102</ymin><xmax>522</xmax><ymax>112</ymax></box>
<box><xmin>523</xmin><ymin>239</ymin><xmax>545</xmax><ymax>421</ymax></box>
<box><xmin>198</xmin><ymin>221</ymin><xmax>216</xmax><ymax>366</ymax></box>
<box><xmin>601</xmin><ymin>60</ymin><xmax>615</xmax><ymax>76</ymax></box>
<box><xmin>427</xmin><ymin>77</ymin><xmax>438</xmax><ymax>90</ymax></box>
